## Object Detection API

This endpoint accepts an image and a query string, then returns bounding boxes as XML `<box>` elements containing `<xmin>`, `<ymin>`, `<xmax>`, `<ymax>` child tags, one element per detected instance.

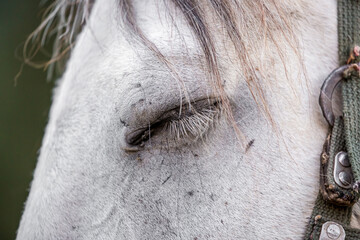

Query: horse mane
<box><xmin>25</xmin><ymin>0</ymin><xmax>302</xmax><ymax>142</ymax></box>
<box><xmin>23</xmin><ymin>0</ymin><xmax>94</xmax><ymax>79</ymax></box>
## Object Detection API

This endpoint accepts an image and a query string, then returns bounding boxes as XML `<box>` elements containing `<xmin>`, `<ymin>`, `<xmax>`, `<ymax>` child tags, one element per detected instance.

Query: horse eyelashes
<box><xmin>125</xmin><ymin>99</ymin><xmax>221</xmax><ymax>148</ymax></box>
<box><xmin>165</xmin><ymin>107</ymin><xmax>220</xmax><ymax>142</ymax></box>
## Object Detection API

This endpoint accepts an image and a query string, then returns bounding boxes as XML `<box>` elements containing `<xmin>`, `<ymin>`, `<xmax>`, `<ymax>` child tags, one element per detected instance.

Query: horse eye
<box><xmin>125</xmin><ymin>99</ymin><xmax>221</xmax><ymax>147</ymax></box>
<box><xmin>125</xmin><ymin>122</ymin><xmax>163</xmax><ymax>146</ymax></box>
<box><xmin>125</xmin><ymin>128</ymin><xmax>150</xmax><ymax>146</ymax></box>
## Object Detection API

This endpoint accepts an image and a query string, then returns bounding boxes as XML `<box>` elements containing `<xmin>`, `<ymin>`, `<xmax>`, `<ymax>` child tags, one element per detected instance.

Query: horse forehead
<box><xmin>131</xmin><ymin>0</ymin><xmax>199</xmax><ymax>53</ymax></box>
<box><xmin>87</xmin><ymin>0</ymin><xmax>207</xmax><ymax>82</ymax></box>
<box><xmin>64</xmin><ymin>0</ymin><xmax>207</xmax><ymax>103</ymax></box>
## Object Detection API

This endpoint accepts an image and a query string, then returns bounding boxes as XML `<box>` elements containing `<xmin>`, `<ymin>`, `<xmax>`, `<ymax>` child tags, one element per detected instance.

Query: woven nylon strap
<box><xmin>340</xmin><ymin>0</ymin><xmax>360</xmax><ymax>185</ymax></box>
<box><xmin>304</xmin><ymin>0</ymin><xmax>360</xmax><ymax>239</ymax></box>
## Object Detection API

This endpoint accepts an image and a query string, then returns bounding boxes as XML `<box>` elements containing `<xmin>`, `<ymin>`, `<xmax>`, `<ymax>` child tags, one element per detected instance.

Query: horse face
<box><xmin>17</xmin><ymin>0</ymin><xmax>338</xmax><ymax>239</ymax></box>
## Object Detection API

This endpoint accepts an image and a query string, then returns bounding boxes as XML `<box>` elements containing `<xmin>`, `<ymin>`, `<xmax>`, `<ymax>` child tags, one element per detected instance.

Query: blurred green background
<box><xmin>0</xmin><ymin>0</ymin><xmax>54</xmax><ymax>239</ymax></box>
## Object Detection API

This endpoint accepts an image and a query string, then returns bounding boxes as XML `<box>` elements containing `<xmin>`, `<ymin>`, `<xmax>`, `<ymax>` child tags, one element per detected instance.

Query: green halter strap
<box><xmin>304</xmin><ymin>0</ymin><xmax>360</xmax><ymax>239</ymax></box>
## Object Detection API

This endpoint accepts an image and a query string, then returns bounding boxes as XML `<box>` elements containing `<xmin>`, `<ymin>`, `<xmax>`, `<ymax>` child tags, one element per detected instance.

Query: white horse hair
<box><xmin>17</xmin><ymin>0</ymin><xmax>360</xmax><ymax>239</ymax></box>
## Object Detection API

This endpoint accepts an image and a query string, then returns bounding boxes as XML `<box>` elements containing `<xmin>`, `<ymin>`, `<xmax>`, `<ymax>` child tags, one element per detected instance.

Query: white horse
<box><xmin>17</xmin><ymin>0</ymin><xmax>357</xmax><ymax>239</ymax></box>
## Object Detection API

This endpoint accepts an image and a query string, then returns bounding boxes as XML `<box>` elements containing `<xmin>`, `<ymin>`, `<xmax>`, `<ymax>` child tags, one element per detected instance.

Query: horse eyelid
<box><xmin>125</xmin><ymin>100</ymin><xmax>221</xmax><ymax>147</ymax></box>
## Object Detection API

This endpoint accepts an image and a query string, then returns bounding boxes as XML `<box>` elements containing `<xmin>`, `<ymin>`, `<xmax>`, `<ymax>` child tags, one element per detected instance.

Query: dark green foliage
<box><xmin>0</xmin><ymin>1</ymin><xmax>54</xmax><ymax>239</ymax></box>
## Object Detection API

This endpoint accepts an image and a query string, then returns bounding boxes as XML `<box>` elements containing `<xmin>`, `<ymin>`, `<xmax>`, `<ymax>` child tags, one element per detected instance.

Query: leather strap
<box><xmin>304</xmin><ymin>0</ymin><xmax>360</xmax><ymax>239</ymax></box>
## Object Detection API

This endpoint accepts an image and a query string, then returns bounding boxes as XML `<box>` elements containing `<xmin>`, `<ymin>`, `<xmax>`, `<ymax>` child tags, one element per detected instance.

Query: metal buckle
<box><xmin>319</xmin><ymin>221</ymin><xmax>346</xmax><ymax>240</ymax></box>
<box><xmin>319</xmin><ymin>63</ymin><xmax>360</xmax><ymax>126</ymax></box>
<box><xmin>334</xmin><ymin>151</ymin><xmax>354</xmax><ymax>189</ymax></box>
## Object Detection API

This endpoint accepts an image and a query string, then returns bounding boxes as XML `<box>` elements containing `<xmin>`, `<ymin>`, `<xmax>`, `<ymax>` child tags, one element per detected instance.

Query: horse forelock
<box><xmin>26</xmin><ymin>0</ymin><xmax>305</xmax><ymax>142</ymax></box>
